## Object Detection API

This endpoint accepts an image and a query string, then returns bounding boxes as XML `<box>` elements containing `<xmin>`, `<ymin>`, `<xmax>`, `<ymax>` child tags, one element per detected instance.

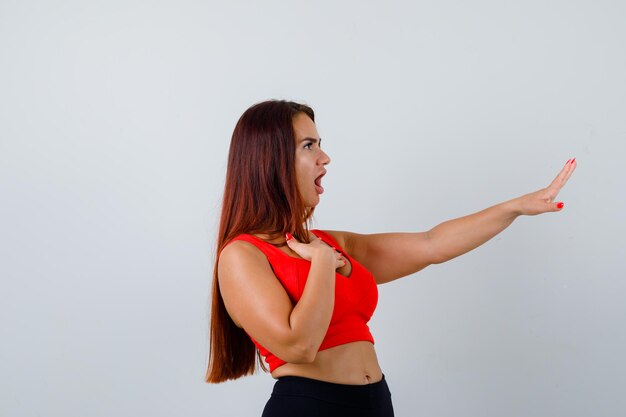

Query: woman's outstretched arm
<box><xmin>334</xmin><ymin>158</ymin><xmax>577</xmax><ymax>284</ymax></box>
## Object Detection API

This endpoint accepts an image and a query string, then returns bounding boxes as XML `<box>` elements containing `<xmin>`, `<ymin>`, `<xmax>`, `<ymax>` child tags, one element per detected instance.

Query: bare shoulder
<box><xmin>217</xmin><ymin>239</ymin><xmax>285</xmax><ymax>328</ymax></box>
<box><xmin>319</xmin><ymin>230</ymin><xmax>434</xmax><ymax>284</ymax></box>
<box><xmin>218</xmin><ymin>239</ymin><xmax>267</xmax><ymax>269</ymax></box>
<box><xmin>218</xmin><ymin>239</ymin><xmax>276</xmax><ymax>288</ymax></box>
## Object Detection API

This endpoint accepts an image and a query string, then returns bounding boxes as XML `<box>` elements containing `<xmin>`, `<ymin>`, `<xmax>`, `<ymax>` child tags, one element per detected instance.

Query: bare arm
<box><xmin>338</xmin><ymin>158</ymin><xmax>577</xmax><ymax>284</ymax></box>
<box><xmin>218</xmin><ymin>234</ymin><xmax>344</xmax><ymax>363</ymax></box>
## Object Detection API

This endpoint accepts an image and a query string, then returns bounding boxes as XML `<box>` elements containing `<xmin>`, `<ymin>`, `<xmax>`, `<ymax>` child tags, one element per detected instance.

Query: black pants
<box><xmin>261</xmin><ymin>374</ymin><xmax>394</xmax><ymax>417</ymax></box>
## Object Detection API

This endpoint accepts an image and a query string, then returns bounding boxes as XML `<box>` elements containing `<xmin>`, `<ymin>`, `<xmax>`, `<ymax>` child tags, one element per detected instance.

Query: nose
<box><xmin>319</xmin><ymin>149</ymin><xmax>331</xmax><ymax>166</ymax></box>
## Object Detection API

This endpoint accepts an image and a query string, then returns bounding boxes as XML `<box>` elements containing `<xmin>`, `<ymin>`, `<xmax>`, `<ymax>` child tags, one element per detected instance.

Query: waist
<box><xmin>270</xmin><ymin>373</ymin><xmax>391</xmax><ymax>409</ymax></box>
<box><xmin>271</xmin><ymin>341</ymin><xmax>382</xmax><ymax>385</ymax></box>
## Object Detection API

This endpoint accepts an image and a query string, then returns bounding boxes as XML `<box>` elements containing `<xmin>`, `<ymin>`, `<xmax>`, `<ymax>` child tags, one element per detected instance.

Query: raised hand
<box><xmin>516</xmin><ymin>158</ymin><xmax>577</xmax><ymax>216</ymax></box>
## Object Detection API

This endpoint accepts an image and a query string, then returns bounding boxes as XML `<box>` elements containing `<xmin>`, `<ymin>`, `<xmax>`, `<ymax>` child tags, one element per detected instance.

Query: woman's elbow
<box><xmin>276</xmin><ymin>337</ymin><xmax>319</xmax><ymax>364</ymax></box>
<box><xmin>284</xmin><ymin>343</ymin><xmax>318</xmax><ymax>364</ymax></box>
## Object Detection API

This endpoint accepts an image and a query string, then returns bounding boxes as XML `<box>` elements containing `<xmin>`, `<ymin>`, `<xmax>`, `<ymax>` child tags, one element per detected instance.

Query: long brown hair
<box><xmin>206</xmin><ymin>100</ymin><xmax>316</xmax><ymax>383</ymax></box>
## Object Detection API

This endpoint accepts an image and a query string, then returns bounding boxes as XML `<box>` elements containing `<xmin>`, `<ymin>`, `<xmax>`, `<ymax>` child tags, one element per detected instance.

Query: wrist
<box><xmin>502</xmin><ymin>197</ymin><xmax>524</xmax><ymax>218</ymax></box>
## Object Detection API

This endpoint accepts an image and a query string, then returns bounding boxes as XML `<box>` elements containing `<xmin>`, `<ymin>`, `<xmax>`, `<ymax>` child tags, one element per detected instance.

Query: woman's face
<box><xmin>293</xmin><ymin>112</ymin><xmax>331</xmax><ymax>208</ymax></box>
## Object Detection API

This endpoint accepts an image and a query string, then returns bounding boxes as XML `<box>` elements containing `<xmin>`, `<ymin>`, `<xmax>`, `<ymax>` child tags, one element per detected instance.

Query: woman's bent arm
<box><xmin>218</xmin><ymin>239</ymin><xmax>339</xmax><ymax>363</ymax></box>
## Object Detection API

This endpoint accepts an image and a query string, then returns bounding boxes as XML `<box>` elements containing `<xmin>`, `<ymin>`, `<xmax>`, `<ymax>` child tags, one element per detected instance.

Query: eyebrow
<box><xmin>300</xmin><ymin>137</ymin><xmax>322</xmax><ymax>144</ymax></box>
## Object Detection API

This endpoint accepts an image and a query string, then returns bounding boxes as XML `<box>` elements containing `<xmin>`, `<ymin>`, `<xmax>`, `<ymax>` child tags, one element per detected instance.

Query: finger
<box><xmin>549</xmin><ymin>159</ymin><xmax>572</xmax><ymax>189</ymax></box>
<box><xmin>285</xmin><ymin>232</ymin><xmax>298</xmax><ymax>247</ymax></box>
<box><xmin>562</xmin><ymin>159</ymin><xmax>577</xmax><ymax>183</ymax></box>
<box><xmin>555</xmin><ymin>158</ymin><xmax>577</xmax><ymax>191</ymax></box>
<box><xmin>548</xmin><ymin>158</ymin><xmax>576</xmax><ymax>192</ymax></box>
<box><xmin>539</xmin><ymin>200</ymin><xmax>566</xmax><ymax>214</ymax></box>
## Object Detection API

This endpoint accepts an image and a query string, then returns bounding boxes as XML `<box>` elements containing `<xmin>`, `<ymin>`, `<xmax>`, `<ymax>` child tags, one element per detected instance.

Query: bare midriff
<box><xmin>270</xmin><ymin>341</ymin><xmax>383</xmax><ymax>385</ymax></box>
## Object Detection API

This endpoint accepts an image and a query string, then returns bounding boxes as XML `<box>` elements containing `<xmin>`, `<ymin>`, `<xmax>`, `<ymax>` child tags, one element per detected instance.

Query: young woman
<box><xmin>206</xmin><ymin>100</ymin><xmax>576</xmax><ymax>417</ymax></box>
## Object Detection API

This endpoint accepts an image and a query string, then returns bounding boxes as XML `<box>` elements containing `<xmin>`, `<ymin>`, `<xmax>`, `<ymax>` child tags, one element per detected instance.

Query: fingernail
<box><xmin>570</xmin><ymin>157</ymin><xmax>576</xmax><ymax>164</ymax></box>
<box><xmin>566</xmin><ymin>158</ymin><xmax>571</xmax><ymax>164</ymax></box>
<box><xmin>285</xmin><ymin>233</ymin><xmax>293</xmax><ymax>241</ymax></box>
<box><xmin>556</xmin><ymin>202</ymin><xmax>564</xmax><ymax>209</ymax></box>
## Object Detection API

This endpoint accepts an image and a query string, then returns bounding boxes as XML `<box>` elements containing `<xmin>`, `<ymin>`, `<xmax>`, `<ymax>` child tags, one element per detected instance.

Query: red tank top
<box><xmin>228</xmin><ymin>229</ymin><xmax>378</xmax><ymax>372</ymax></box>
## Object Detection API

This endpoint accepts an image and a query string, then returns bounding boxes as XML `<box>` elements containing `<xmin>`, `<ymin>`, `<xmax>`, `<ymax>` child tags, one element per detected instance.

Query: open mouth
<box><xmin>314</xmin><ymin>172</ymin><xmax>325</xmax><ymax>194</ymax></box>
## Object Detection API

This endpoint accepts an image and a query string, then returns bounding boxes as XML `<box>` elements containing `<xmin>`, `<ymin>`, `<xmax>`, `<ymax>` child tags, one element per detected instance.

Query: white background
<box><xmin>1</xmin><ymin>1</ymin><xmax>625</xmax><ymax>416</ymax></box>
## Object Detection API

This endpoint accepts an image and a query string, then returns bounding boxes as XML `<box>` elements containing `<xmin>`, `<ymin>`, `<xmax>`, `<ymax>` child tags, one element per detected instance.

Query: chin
<box><xmin>304</xmin><ymin>196</ymin><xmax>320</xmax><ymax>208</ymax></box>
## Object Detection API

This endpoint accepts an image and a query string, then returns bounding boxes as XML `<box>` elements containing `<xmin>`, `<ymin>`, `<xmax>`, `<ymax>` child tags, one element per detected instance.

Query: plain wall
<box><xmin>1</xmin><ymin>1</ymin><xmax>625</xmax><ymax>416</ymax></box>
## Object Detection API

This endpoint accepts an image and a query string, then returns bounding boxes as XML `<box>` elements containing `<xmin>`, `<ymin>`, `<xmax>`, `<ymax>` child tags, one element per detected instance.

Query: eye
<box><xmin>304</xmin><ymin>142</ymin><xmax>313</xmax><ymax>150</ymax></box>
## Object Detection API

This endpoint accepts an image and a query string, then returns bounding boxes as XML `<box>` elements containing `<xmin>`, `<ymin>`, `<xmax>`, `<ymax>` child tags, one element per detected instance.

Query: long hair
<box><xmin>206</xmin><ymin>100</ymin><xmax>316</xmax><ymax>383</ymax></box>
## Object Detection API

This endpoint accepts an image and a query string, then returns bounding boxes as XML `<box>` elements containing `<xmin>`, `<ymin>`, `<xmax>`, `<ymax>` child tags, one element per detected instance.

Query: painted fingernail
<box><xmin>570</xmin><ymin>157</ymin><xmax>576</xmax><ymax>164</ymax></box>
<box><xmin>285</xmin><ymin>233</ymin><xmax>293</xmax><ymax>241</ymax></box>
<box><xmin>556</xmin><ymin>202</ymin><xmax>564</xmax><ymax>209</ymax></box>
<box><xmin>566</xmin><ymin>158</ymin><xmax>571</xmax><ymax>164</ymax></box>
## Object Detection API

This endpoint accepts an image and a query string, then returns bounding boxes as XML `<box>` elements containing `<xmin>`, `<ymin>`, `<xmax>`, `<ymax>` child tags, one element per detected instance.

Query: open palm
<box><xmin>518</xmin><ymin>158</ymin><xmax>577</xmax><ymax>216</ymax></box>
